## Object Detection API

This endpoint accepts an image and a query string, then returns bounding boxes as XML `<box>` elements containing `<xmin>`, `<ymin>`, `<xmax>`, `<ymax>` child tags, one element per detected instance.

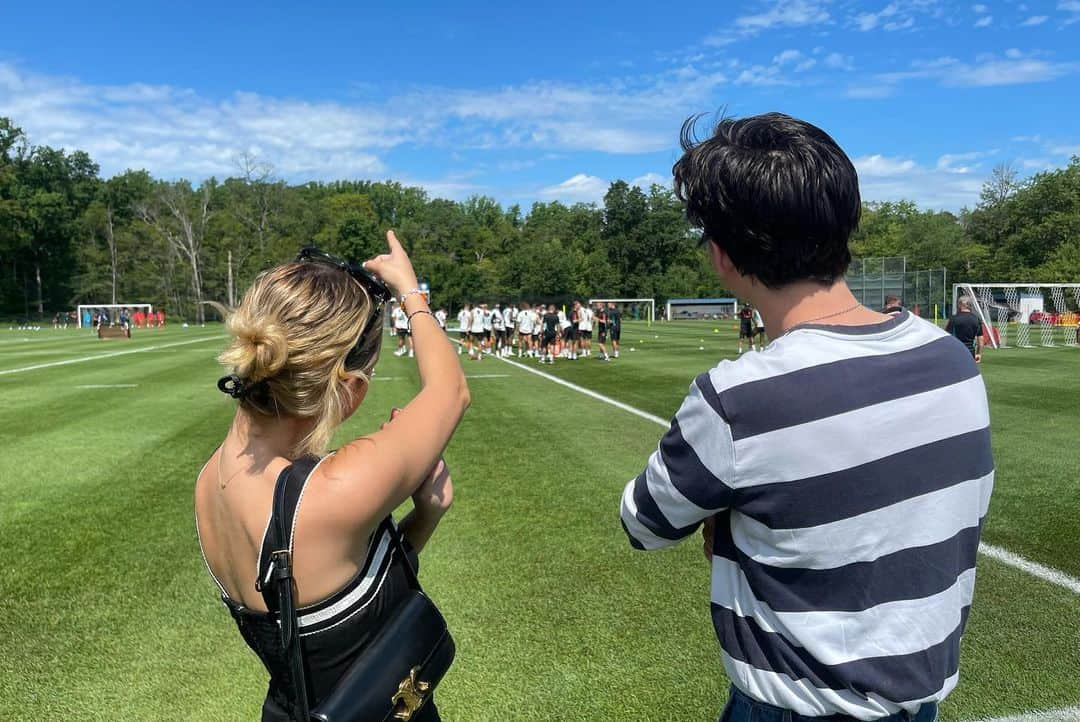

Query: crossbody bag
<box><xmin>262</xmin><ymin>461</ymin><xmax>455</xmax><ymax>722</ymax></box>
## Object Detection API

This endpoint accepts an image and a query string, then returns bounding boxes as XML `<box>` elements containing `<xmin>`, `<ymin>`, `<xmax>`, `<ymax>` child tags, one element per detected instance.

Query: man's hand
<box><xmin>975</xmin><ymin>352</ymin><xmax>982</xmax><ymax>364</ymax></box>
<box><xmin>701</xmin><ymin>516</ymin><xmax>715</xmax><ymax>561</ymax></box>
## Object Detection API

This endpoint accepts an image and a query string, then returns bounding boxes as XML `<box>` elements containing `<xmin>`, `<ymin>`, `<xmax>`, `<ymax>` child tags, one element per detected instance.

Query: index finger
<box><xmin>386</xmin><ymin>229</ymin><xmax>405</xmax><ymax>255</ymax></box>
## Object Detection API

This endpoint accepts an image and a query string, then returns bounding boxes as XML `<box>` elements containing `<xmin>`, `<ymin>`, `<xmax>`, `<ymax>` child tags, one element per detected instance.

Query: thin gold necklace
<box><xmin>216</xmin><ymin>449</ymin><xmax>244</xmax><ymax>490</ymax></box>
<box><xmin>780</xmin><ymin>302</ymin><xmax>864</xmax><ymax>336</ymax></box>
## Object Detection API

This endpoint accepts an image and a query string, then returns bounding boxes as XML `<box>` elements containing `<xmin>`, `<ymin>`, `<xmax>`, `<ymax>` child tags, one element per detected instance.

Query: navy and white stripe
<box><xmin>621</xmin><ymin>311</ymin><xmax>993</xmax><ymax>720</ymax></box>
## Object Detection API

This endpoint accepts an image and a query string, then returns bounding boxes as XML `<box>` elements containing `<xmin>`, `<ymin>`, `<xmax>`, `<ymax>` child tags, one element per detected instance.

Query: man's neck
<box><xmin>750</xmin><ymin>279</ymin><xmax>891</xmax><ymax>339</ymax></box>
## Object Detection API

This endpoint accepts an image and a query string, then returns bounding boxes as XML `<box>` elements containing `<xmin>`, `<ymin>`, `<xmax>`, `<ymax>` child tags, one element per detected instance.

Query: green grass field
<box><xmin>2</xmin><ymin>320</ymin><xmax>1078</xmax><ymax>721</ymax></box>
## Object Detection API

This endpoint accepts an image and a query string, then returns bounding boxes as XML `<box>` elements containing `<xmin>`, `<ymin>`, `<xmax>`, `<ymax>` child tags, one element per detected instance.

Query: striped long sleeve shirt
<box><xmin>620</xmin><ymin>311</ymin><xmax>993</xmax><ymax>720</ymax></box>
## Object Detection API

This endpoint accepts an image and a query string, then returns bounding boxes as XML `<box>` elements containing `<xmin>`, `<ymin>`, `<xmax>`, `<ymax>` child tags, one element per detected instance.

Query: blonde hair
<box><xmin>216</xmin><ymin>260</ymin><xmax>383</xmax><ymax>458</ymax></box>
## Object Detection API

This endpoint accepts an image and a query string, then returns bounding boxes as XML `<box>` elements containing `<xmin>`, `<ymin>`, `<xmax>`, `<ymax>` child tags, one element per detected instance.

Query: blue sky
<box><xmin>2</xmin><ymin>0</ymin><xmax>1078</xmax><ymax>210</ymax></box>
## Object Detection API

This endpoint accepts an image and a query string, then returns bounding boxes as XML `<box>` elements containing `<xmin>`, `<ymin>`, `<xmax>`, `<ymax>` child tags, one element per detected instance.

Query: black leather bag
<box><xmin>266</xmin><ymin>465</ymin><xmax>455</xmax><ymax>722</ymax></box>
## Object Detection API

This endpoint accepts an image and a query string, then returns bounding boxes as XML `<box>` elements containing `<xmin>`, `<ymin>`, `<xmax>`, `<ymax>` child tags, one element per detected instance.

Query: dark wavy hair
<box><xmin>673</xmin><ymin>112</ymin><xmax>860</xmax><ymax>289</ymax></box>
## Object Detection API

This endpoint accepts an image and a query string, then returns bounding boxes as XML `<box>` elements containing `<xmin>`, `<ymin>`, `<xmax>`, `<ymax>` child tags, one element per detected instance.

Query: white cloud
<box><xmin>735</xmin><ymin>64</ymin><xmax>789</xmax><ymax>86</ymax></box>
<box><xmin>854</xmin><ymin>154</ymin><xmax>918</xmax><ymax>176</ymax></box>
<box><xmin>735</xmin><ymin>0</ymin><xmax>829</xmax><ymax>30</ymax></box>
<box><xmin>773</xmin><ymin>49</ymin><xmax>804</xmax><ymax>66</ymax></box>
<box><xmin>850</xmin><ymin>1</ymin><xmax>940</xmax><ymax>32</ymax></box>
<box><xmin>974</xmin><ymin>15</ymin><xmax>994</xmax><ymax>27</ymax></box>
<box><xmin>630</xmin><ymin>172</ymin><xmax>670</xmax><ymax>190</ymax></box>
<box><xmin>0</xmin><ymin>61</ymin><xmax>735</xmax><ymax>182</ymax></box>
<box><xmin>824</xmin><ymin>53</ymin><xmax>856</xmax><ymax>71</ymax></box>
<box><xmin>972</xmin><ymin>4</ymin><xmax>988</xmax><ymax>13</ymax></box>
<box><xmin>706</xmin><ymin>0</ymin><xmax>829</xmax><ymax>46</ymax></box>
<box><xmin>1020</xmin><ymin>15</ymin><xmax>1049</xmax><ymax>25</ymax></box>
<box><xmin>854</xmin><ymin>153</ymin><xmax>987</xmax><ymax>209</ymax></box>
<box><xmin>772</xmin><ymin>50</ymin><xmax>817</xmax><ymax>72</ymax></box>
<box><xmin>538</xmin><ymin>174</ymin><xmax>609</xmax><ymax>203</ymax></box>
<box><xmin>935</xmin><ymin>150</ymin><xmax>996</xmax><ymax>174</ymax></box>
<box><xmin>1061</xmin><ymin>0</ymin><xmax>1080</xmax><ymax>23</ymax></box>
<box><xmin>874</xmin><ymin>52</ymin><xmax>1077</xmax><ymax>89</ymax></box>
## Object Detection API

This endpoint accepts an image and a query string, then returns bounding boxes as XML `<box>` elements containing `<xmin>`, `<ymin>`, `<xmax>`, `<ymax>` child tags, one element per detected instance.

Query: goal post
<box><xmin>665</xmin><ymin>297</ymin><xmax>739</xmax><ymax>320</ymax></box>
<box><xmin>77</xmin><ymin>303</ymin><xmax>154</xmax><ymax>328</ymax></box>
<box><xmin>954</xmin><ymin>283</ymin><xmax>1080</xmax><ymax>350</ymax></box>
<box><xmin>588</xmin><ymin>298</ymin><xmax>655</xmax><ymax>325</ymax></box>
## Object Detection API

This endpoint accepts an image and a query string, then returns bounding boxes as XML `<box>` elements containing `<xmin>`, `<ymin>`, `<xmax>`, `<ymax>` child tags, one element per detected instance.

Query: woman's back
<box><xmin>195</xmin><ymin>448</ymin><xmax>378</xmax><ymax>610</ymax></box>
<box><xmin>197</xmin><ymin>453</ymin><xmax>416</xmax><ymax>720</ymax></box>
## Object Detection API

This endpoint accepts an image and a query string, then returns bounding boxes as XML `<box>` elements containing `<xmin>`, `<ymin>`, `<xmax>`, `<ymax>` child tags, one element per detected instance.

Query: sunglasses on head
<box><xmin>295</xmin><ymin>246</ymin><xmax>392</xmax><ymax>370</ymax></box>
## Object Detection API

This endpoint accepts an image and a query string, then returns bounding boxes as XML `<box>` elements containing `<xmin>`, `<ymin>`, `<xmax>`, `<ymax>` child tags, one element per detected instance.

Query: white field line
<box><xmin>977</xmin><ymin>542</ymin><xmax>1080</xmax><ymax>594</ymax></box>
<box><xmin>0</xmin><ymin>335</ymin><xmax>223</xmax><ymax>376</ymax></box>
<box><xmin>963</xmin><ymin>706</ymin><xmax>1080</xmax><ymax>722</ymax></box>
<box><xmin>460</xmin><ymin>347</ymin><xmax>669</xmax><ymax>426</ymax></box>
<box><xmin>466</xmin><ymin>343</ymin><xmax>1080</xmax><ymax>597</ymax></box>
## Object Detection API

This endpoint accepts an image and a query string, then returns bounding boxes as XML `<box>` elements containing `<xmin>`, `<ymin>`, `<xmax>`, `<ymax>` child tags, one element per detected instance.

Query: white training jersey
<box><xmin>578</xmin><ymin>307</ymin><xmax>593</xmax><ymax>332</ymax></box>
<box><xmin>457</xmin><ymin>309</ymin><xmax>470</xmax><ymax>331</ymax></box>
<box><xmin>518</xmin><ymin>311</ymin><xmax>534</xmax><ymax>334</ymax></box>
<box><xmin>558</xmin><ymin>310</ymin><xmax>571</xmax><ymax>330</ymax></box>
<box><xmin>492</xmin><ymin>310</ymin><xmax>505</xmax><ymax>331</ymax></box>
<box><xmin>470</xmin><ymin>309</ymin><xmax>486</xmax><ymax>333</ymax></box>
<box><xmin>393</xmin><ymin>307</ymin><xmax>408</xmax><ymax>330</ymax></box>
<box><xmin>752</xmin><ymin>308</ymin><xmax>764</xmax><ymax>328</ymax></box>
<box><xmin>503</xmin><ymin>307</ymin><xmax>515</xmax><ymax>328</ymax></box>
<box><xmin>481</xmin><ymin>309</ymin><xmax>494</xmax><ymax>331</ymax></box>
<box><xmin>532</xmin><ymin>311</ymin><xmax>542</xmax><ymax>334</ymax></box>
<box><xmin>435</xmin><ymin>309</ymin><xmax>447</xmax><ymax>329</ymax></box>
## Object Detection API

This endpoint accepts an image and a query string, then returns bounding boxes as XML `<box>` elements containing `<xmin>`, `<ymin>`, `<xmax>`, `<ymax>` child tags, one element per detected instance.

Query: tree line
<box><xmin>1</xmin><ymin>116</ymin><xmax>1077</xmax><ymax>321</ymax></box>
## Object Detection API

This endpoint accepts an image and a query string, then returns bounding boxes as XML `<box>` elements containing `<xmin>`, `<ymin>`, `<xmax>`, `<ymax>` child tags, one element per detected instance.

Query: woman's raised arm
<box><xmin>325</xmin><ymin>231</ymin><xmax>470</xmax><ymax>528</ymax></box>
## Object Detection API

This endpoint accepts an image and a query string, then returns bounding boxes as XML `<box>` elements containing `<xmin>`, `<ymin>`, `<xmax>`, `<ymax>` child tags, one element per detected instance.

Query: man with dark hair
<box><xmin>620</xmin><ymin>112</ymin><xmax>992</xmax><ymax>722</ymax></box>
<box><xmin>946</xmin><ymin>296</ymin><xmax>983</xmax><ymax>363</ymax></box>
<box><xmin>884</xmin><ymin>295</ymin><xmax>904</xmax><ymax>314</ymax></box>
<box><xmin>607</xmin><ymin>302</ymin><xmax>621</xmax><ymax>358</ymax></box>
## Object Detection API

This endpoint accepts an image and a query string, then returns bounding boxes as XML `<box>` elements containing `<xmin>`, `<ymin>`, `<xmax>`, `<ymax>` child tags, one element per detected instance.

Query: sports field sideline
<box><xmin>1</xmin><ymin>321</ymin><xmax>1078</xmax><ymax>721</ymax></box>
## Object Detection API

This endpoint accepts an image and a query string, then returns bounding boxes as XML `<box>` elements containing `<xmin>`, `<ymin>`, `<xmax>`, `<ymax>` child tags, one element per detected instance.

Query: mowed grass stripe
<box><xmin>0</xmin><ymin>333</ymin><xmax>223</xmax><ymax>375</ymax></box>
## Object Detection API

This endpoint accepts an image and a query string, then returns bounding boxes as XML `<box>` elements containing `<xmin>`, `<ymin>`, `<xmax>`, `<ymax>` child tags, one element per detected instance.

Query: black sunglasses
<box><xmin>295</xmin><ymin>246</ymin><xmax>392</xmax><ymax>370</ymax></box>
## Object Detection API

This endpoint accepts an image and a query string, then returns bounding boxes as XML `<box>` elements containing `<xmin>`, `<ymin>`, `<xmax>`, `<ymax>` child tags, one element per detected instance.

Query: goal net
<box><xmin>665</xmin><ymin>297</ymin><xmax>738</xmax><ymax>320</ymax></box>
<box><xmin>77</xmin><ymin>303</ymin><xmax>154</xmax><ymax>329</ymax></box>
<box><xmin>955</xmin><ymin>284</ymin><xmax>1080</xmax><ymax>349</ymax></box>
<box><xmin>588</xmin><ymin>298</ymin><xmax>655</xmax><ymax>325</ymax></box>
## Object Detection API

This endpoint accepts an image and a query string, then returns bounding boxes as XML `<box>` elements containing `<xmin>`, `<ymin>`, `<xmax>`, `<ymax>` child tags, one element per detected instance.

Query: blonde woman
<box><xmin>194</xmin><ymin>232</ymin><xmax>468</xmax><ymax>721</ymax></box>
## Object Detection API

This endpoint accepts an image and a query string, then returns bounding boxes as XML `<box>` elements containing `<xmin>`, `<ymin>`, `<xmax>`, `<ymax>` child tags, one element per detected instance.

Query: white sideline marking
<box><xmin>76</xmin><ymin>384</ymin><xmax>139</xmax><ymax>389</ymax></box>
<box><xmin>978</xmin><ymin>542</ymin><xmax>1080</xmax><ymax>594</ymax></box>
<box><xmin>468</xmin><ymin>342</ymin><xmax>1080</xmax><ymax>597</ymax></box>
<box><xmin>0</xmin><ymin>335</ymin><xmax>223</xmax><ymax>376</ymax></box>
<box><xmin>963</xmin><ymin>706</ymin><xmax>1080</xmax><ymax>722</ymax></box>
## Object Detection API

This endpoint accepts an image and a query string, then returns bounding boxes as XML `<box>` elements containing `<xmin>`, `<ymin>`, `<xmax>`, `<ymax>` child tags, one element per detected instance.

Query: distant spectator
<box><xmin>946</xmin><ymin>296</ymin><xmax>983</xmax><ymax>363</ymax></box>
<box><xmin>883</xmin><ymin>295</ymin><xmax>904</xmax><ymax>314</ymax></box>
<box><xmin>156</xmin><ymin>309</ymin><xmax>165</xmax><ymax>327</ymax></box>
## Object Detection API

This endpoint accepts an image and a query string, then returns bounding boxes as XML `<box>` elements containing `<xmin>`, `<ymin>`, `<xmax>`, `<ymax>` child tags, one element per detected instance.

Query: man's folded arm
<box><xmin>620</xmin><ymin>372</ymin><xmax>736</xmax><ymax>550</ymax></box>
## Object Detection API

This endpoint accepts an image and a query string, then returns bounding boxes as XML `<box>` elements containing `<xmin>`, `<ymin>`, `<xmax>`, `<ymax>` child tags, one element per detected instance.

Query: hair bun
<box><xmin>223</xmin><ymin>311</ymin><xmax>288</xmax><ymax>382</ymax></box>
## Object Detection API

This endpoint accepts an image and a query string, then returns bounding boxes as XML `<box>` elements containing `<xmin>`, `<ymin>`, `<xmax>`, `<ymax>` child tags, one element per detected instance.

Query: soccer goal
<box><xmin>665</xmin><ymin>297</ymin><xmax>739</xmax><ymax>320</ymax></box>
<box><xmin>956</xmin><ymin>284</ymin><xmax>1080</xmax><ymax>349</ymax></box>
<box><xmin>588</xmin><ymin>298</ymin><xmax>655</xmax><ymax>325</ymax></box>
<box><xmin>77</xmin><ymin>303</ymin><xmax>154</xmax><ymax>328</ymax></box>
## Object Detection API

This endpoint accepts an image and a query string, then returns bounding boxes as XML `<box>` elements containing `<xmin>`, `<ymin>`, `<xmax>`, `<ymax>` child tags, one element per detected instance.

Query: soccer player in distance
<box><xmin>620</xmin><ymin>113</ymin><xmax>993</xmax><ymax>722</ymax></box>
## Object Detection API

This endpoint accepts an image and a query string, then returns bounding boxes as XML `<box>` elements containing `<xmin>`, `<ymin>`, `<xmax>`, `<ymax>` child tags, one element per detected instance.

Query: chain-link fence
<box><xmin>848</xmin><ymin>257</ymin><xmax>948</xmax><ymax>320</ymax></box>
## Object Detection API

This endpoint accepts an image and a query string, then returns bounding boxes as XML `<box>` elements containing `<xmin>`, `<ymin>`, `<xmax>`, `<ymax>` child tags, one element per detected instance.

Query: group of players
<box><xmin>437</xmin><ymin>301</ymin><xmax>623</xmax><ymax>364</ymax></box>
